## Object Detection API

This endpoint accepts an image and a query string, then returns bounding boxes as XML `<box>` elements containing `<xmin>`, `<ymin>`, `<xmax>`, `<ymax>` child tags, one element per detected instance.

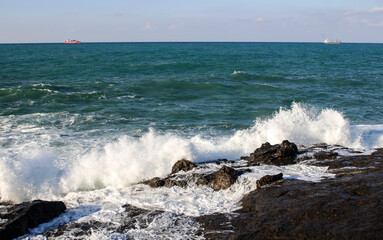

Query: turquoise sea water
<box><xmin>1</xmin><ymin>42</ymin><xmax>383</xmax><ymax>238</ymax></box>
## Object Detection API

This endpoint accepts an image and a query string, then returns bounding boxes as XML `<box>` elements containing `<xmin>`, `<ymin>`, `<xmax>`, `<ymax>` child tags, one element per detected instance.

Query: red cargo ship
<box><xmin>64</xmin><ymin>39</ymin><xmax>81</xmax><ymax>43</ymax></box>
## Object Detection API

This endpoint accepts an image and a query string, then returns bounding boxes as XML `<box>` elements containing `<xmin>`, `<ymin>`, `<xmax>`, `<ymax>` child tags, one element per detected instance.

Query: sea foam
<box><xmin>1</xmin><ymin>103</ymin><xmax>382</xmax><ymax>202</ymax></box>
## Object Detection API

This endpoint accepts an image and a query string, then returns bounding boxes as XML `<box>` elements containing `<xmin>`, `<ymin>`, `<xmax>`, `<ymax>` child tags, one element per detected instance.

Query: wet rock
<box><xmin>143</xmin><ymin>177</ymin><xmax>165</xmax><ymax>188</ymax></box>
<box><xmin>247</xmin><ymin>140</ymin><xmax>298</xmax><ymax>166</ymax></box>
<box><xmin>164</xmin><ymin>179</ymin><xmax>188</xmax><ymax>188</ymax></box>
<box><xmin>171</xmin><ymin>159</ymin><xmax>196</xmax><ymax>174</ymax></box>
<box><xmin>314</xmin><ymin>151</ymin><xmax>338</xmax><ymax>160</ymax></box>
<box><xmin>118</xmin><ymin>204</ymin><xmax>164</xmax><ymax>233</ymax></box>
<box><xmin>45</xmin><ymin>221</ymin><xmax>107</xmax><ymax>238</ymax></box>
<box><xmin>0</xmin><ymin>200</ymin><xmax>66</xmax><ymax>240</ymax></box>
<box><xmin>256</xmin><ymin>173</ymin><xmax>283</xmax><ymax>188</ymax></box>
<box><xmin>198</xmin><ymin>147</ymin><xmax>383</xmax><ymax>240</ymax></box>
<box><xmin>144</xmin><ymin>165</ymin><xmax>243</xmax><ymax>190</ymax></box>
<box><xmin>204</xmin><ymin>166</ymin><xmax>240</xmax><ymax>190</ymax></box>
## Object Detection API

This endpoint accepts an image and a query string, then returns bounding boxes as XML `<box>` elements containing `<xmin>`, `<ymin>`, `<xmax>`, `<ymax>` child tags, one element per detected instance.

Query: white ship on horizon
<box><xmin>324</xmin><ymin>39</ymin><xmax>341</xmax><ymax>44</ymax></box>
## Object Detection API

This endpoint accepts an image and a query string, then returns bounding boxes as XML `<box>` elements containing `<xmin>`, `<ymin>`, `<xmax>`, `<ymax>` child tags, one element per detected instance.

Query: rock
<box><xmin>142</xmin><ymin>177</ymin><xmax>165</xmax><ymax>188</ymax></box>
<box><xmin>205</xmin><ymin>165</ymin><xmax>240</xmax><ymax>190</ymax></box>
<box><xmin>247</xmin><ymin>140</ymin><xmax>298</xmax><ymax>166</ymax></box>
<box><xmin>164</xmin><ymin>179</ymin><xmax>188</xmax><ymax>188</ymax></box>
<box><xmin>171</xmin><ymin>159</ymin><xmax>196</xmax><ymax>174</ymax></box>
<box><xmin>0</xmin><ymin>200</ymin><xmax>66</xmax><ymax>240</ymax></box>
<box><xmin>144</xmin><ymin>165</ymin><xmax>242</xmax><ymax>191</ymax></box>
<box><xmin>198</xmin><ymin>147</ymin><xmax>383</xmax><ymax>240</ymax></box>
<box><xmin>314</xmin><ymin>151</ymin><xmax>338</xmax><ymax>160</ymax></box>
<box><xmin>256</xmin><ymin>173</ymin><xmax>283</xmax><ymax>188</ymax></box>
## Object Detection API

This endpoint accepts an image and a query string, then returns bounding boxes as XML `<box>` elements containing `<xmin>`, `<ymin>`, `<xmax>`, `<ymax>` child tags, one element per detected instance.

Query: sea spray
<box><xmin>60</xmin><ymin>130</ymin><xmax>191</xmax><ymax>193</ymax></box>
<box><xmin>0</xmin><ymin>149</ymin><xmax>61</xmax><ymax>202</ymax></box>
<box><xmin>1</xmin><ymin>103</ymin><xmax>375</xmax><ymax>203</ymax></box>
<box><xmin>231</xmin><ymin>102</ymin><xmax>352</xmax><ymax>149</ymax></box>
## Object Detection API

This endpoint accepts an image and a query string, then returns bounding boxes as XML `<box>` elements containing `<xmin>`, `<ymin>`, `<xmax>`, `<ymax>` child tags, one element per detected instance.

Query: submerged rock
<box><xmin>0</xmin><ymin>200</ymin><xmax>66</xmax><ymax>240</ymax></box>
<box><xmin>247</xmin><ymin>140</ymin><xmax>298</xmax><ymax>166</ymax></box>
<box><xmin>171</xmin><ymin>159</ymin><xmax>196</xmax><ymax>174</ymax></box>
<box><xmin>256</xmin><ymin>173</ymin><xmax>283</xmax><ymax>188</ymax></box>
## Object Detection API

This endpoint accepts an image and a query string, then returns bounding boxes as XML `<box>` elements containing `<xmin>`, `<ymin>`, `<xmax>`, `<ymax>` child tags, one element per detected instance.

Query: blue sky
<box><xmin>1</xmin><ymin>0</ymin><xmax>383</xmax><ymax>43</ymax></box>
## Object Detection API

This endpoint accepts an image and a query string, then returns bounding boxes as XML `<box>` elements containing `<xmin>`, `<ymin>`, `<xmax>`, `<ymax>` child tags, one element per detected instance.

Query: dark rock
<box><xmin>143</xmin><ymin>177</ymin><xmax>187</xmax><ymax>189</ymax></box>
<box><xmin>256</xmin><ymin>173</ymin><xmax>283</xmax><ymax>188</ymax></box>
<box><xmin>247</xmin><ymin>140</ymin><xmax>298</xmax><ymax>166</ymax></box>
<box><xmin>0</xmin><ymin>200</ymin><xmax>66</xmax><ymax>240</ymax></box>
<box><xmin>118</xmin><ymin>204</ymin><xmax>164</xmax><ymax>233</ymax></box>
<box><xmin>164</xmin><ymin>179</ymin><xmax>188</xmax><ymax>188</ymax></box>
<box><xmin>198</xmin><ymin>147</ymin><xmax>383</xmax><ymax>240</ymax></box>
<box><xmin>171</xmin><ymin>159</ymin><xmax>196</xmax><ymax>174</ymax></box>
<box><xmin>142</xmin><ymin>177</ymin><xmax>165</xmax><ymax>188</ymax></box>
<box><xmin>204</xmin><ymin>166</ymin><xmax>240</xmax><ymax>190</ymax></box>
<box><xmin>144</xmin><ymin>165</ymin><xmax>243</xmax><ymax>190</ymax></box>
<box><xmin>45</xmin><ymin>221</ymin><xmax>107</xmax><ymax>238</ymax></box>
<box><xmin>314</xmin><ymin>151</ymin><xmax>338</xmax><ymax>160</ymax></box>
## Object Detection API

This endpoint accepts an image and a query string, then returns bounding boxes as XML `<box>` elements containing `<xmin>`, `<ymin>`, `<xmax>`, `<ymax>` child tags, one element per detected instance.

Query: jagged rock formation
<box><xmin>244</xmin><ymin>140</ymin><xmax>298</xmax><ymax>166</ymax></box>
<box><xmin>0</xmin><ymin>200</ymin><xmax>66</xmax><ymax>240</ymax></box>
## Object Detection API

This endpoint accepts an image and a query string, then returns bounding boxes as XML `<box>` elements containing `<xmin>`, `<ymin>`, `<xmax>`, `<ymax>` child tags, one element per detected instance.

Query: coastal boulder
<box><xmin>256</xmin><ymin>173</ymin><xmax>283</xmax><ymax>188</ymax></box>
<box><xmin>0</xmin><ymin>200</ymin><xmax>66</xmax><ymax>240</ymax></box>
<box><xmin>247</xmin><ymin>140</ymin><xmax>298</xmax><ymax>166</ymax></box>
<box><xmin>171</xmin><ymin>159</ymin><xmax>196</xmax><ymax>174</ymax></box>
<box><xmin>205</xmin><ymin>166</ymin><xmax>240</xmax><ymax>190</ymax></box>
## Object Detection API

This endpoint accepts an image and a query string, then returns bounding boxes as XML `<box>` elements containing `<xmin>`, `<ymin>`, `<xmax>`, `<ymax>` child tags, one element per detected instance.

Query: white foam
<box><xmin>0</xmin><ymin>149</ymin><xmax>62</xmax><ymax>202</ymax></box>
<box><xmin>20</xmin><ymin>162</ymin><xmax>332</xmax><ymax>239</ymax></box>
<box><xmin>1</xmin><ymin>103</ymin><xmax>383</xmax><ymax>203</ymax></box>
<box><xmin>232</xmin><ymin>70</ymin><xmax>246</xmax><ymax>75</ymax></box>
<box><xmin>60</xmin><ymin>130</ymin><xmax>191</xmax><ymax>193</ymax></box>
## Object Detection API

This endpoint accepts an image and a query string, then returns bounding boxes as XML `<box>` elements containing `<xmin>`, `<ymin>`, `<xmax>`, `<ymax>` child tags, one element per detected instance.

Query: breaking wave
<box><xmin>1</xmin><ymin>102</ymin><xmax>382</xmax><ymax>202</ymax></box>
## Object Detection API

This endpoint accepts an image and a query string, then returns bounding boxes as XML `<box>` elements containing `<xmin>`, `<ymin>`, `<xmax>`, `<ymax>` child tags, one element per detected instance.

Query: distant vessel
<box><xmin>64</xmin><ymin>39</ymin><xmax>81</xmax><ymax>44</ymax></box>
<box><xmin>324</xmin><ymin>39</ymin><xmax>341</xmax><ymax>44</ymax></box>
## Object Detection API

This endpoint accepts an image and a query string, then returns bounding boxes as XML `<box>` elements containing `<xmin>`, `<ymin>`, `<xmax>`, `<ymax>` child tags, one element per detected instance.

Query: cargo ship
<box><xmin>64</xmin><ymin>39</ymin><xmax>81</xmax><ymax>44</ymax></box>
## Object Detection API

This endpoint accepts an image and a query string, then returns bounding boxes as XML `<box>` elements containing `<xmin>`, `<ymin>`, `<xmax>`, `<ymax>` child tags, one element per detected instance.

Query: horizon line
<box><xmin>0</xmin><ymin>40</ymin><xmax>382</xmax><ymax>45</ymax></box>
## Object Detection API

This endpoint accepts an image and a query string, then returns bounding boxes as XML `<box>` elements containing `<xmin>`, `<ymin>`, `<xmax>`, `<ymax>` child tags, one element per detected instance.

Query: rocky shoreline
<box><xmin>1</xmin><ymin>141</ymin><xmax>382</xmax><ymax>239</ymax></box>
<box><xmin>198</xmin><ymin>145</ymin><xmax>383</xmax><ymax>239</ymax></box>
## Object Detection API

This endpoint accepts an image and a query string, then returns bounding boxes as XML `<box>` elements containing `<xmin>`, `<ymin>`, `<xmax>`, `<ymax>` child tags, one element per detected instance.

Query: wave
<box><xmin>1</xmin><ymin>102</ymin><xmax>382</xmax><ymax>202</ymax></box>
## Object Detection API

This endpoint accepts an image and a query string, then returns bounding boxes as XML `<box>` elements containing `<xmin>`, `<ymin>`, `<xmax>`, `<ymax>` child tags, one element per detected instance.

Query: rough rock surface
<box><xmin>144</xmin><ymin>164</ymin><xmax>243</xmax><ymax>190</ymax></box>
<box><xmin>197</xmin><ymin>148</ymin><xmax>383</xmax><ymax>240</ymax></box>
<box><xmin>313</xmin><ymin>151</ymin><xmax>338</xmax><ymax>160</ymax></box>
<box><xmin>171</xmin><ymin>159</ymin><xmax>196</xmax><ymax>174</ymax></box>
<box><xmin>246</xmin><ymin>140</ymin><xmax>298</xmax><ymax>166</ymax></box>
<box><xmin>256</xmin><ymin>173</ymin><xmax>283</xmax><ymax>188</ymax></box>
<box><xmin>0</xmin><ymin>200</ymin><xmax>66</xmax><ymax>240</ymax></box>
<box><xmin>204</xmin><ymin>166</ymin><xmax>241</xmax><ymax>190</ymax></box>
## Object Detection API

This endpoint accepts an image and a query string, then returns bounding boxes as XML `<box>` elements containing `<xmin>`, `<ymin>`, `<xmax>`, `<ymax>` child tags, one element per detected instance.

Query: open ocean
<box><xmin>1</xmin><ymin>42</ymin><xmax>383</xmax><ymax>239</ymax></box>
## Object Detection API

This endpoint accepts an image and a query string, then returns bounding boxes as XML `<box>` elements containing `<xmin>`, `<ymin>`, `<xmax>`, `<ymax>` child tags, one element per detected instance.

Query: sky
<box><xmin>0</xmin><ymin>0</ymin><xmax>383</xmax><ymax>43</ymax></box>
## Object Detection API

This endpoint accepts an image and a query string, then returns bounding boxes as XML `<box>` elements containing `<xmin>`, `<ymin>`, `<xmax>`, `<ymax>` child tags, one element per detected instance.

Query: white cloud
<box><xmin>345</xmin><ymin>6</ymin><xmax>383</xmax><ymax>27</ymax></box>
<box><xmin>369</xmin><ymin>7</ymin><xmax>383</xmax><ymax>13</ymax></box>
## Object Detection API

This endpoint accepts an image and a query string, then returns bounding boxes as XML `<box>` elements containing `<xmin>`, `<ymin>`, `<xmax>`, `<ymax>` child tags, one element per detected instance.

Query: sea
<box><xmin>0</xmin><ymin>42</ymin><xmax>382</xmax><ymax>239</ymax></box>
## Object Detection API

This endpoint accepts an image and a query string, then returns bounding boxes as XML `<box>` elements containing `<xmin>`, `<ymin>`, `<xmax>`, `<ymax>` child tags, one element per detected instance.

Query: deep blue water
<box><xmin>1</xmin><ymin>42</ymin><xmax>382</xmax><ymax>140</ymax></box>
